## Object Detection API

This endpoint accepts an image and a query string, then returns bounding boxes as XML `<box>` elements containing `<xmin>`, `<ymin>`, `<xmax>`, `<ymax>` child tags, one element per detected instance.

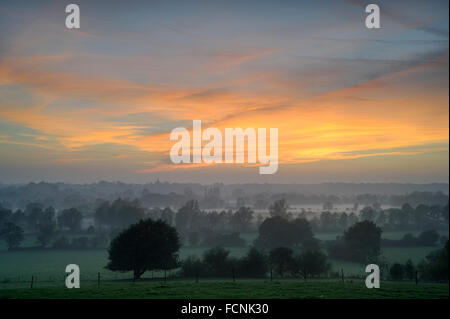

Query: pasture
<box><xmin>0</xmin><ymin>280</ymin><xmax>448</xmax><ymax>299</ymax></box>
<box><xmin>0</xmin><ymin>230</ymin><xmax>447</xmax><ymax>290</ymax></box>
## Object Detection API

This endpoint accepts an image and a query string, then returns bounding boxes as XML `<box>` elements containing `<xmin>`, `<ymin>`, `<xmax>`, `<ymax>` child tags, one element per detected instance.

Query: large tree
<box><xmin>254</xmin><ymin>216</ymin><xmax>314</xmax><ymax>251</ymax></box>
<box><xmin>344</xmin><ymin>220</ymin><xmax>382</xmax><ymax>263</ymax></box>
<box><xmin>106</xmin><ymin>219</ymin><xmax>180</xmax><ymax>279</ymax></box>
<box><xmin>292</xmin><ymin>250</ymin><xmax>330</xmax><ymax>280</ymax></box>
<box><xmin>268</xmin><ymin>247</ymin><xmax>294</xmax><ymax>277</ymax></box>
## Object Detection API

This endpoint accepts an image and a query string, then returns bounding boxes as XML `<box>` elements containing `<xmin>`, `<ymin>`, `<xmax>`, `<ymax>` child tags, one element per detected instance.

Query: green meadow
<box><xmin>0</xmin><ymin>232</ymin><xmax>438</xmax><ymax>289</ymax></box>
<box><xmin>0</xmin><ymin>280</ymin><xmax>447</xmax><ymax>299</ymax></box>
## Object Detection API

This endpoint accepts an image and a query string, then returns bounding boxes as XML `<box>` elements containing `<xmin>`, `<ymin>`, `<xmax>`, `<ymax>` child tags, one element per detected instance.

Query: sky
<box><xmin>0</xmin><ymin>0</ymin><xmax>448</xmax><ymax>184</ymax></box>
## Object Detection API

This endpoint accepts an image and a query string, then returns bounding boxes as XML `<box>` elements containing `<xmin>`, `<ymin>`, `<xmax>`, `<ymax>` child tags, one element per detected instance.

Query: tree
<box><xmin>293</xmin><ymin>250</ymin><xmax>330</xmax><ymax>280</ymax></box>
<box><xmin>418</xmin><ymin>240</ymin><xmax>449</xmax><ymax>282</ymax></box>
<box><xmin>52</xmin><ymin>236</ymin><xmax>70</xmax><ymax>248</ymax></box>
<box><xmin>390</xmin><ymin>263</ymin><xmax>405</xmax><ymax>281</ymax></box>
<box><xmin>230</xmin><ymin>206</ymin><xmax>254</xmax><ymax>232</ymax></box>
<box><xmin>254</xmin><ymin>216</ymin><xmax>314</xmax><ymax>251</ymax></box>
<box><xmin>0</xmin><ymin>222</ymin><xmax>24</xmax><ymax>250</ymax></box>
<box><xmin>338</xmin><ymin>213</ymin><xmax>349</xmax><ymax>230</ymax></box>
<box><xmin>188</xmin><ymin>231</ymin><xmax>200</xmax><ymax>246</ymax></box>
<box><xmin>269</xmin><ymin>247</ymin><xmax>294</xmax><ymax>277</ymax></box>
<box><xmin>36</xmin><ymin>223</ymin><xmax>56</xmax><ymax>247</ymax></box>
<box><xmin>0</xmin><ymin>205</ymin><xmax>12</xmax><ymax>227</ymax></box>
<box><xmin>269</xmin><ymin>199</ymin><xmax>290</xmax><ymax>219</ymax></box>
<box><xmin>302</xmin><ymin>238</ymin><xmax>320</xmax><ymax>251</ymax></box>
<box><xmin>95</xmin><ymin>199</ymin><xmax>146</xmax><ymax>229</ymax></box>
<box><xmin>180</xmin><ymin>255</ymin><xmax>204</xmax><ymax>278</ymax></box>
<box><xmin>291</xmin><ymin>218</ymin><xmax>314</xmax><ymax>244</ymax></box>
<box><xmin>344</xmin><ymin>220</ymin><xmax>382</xmax><ymax>263</ymax></box>
<box><xmin>58</xmin><ymin>208</ymin><xmax>83</xmax><ymax>232</ymax></box>
<box><xmin>359</xmin><ymin>206</ymin><xmax>376</xmax><ymax>221</ymax></box>
<box><xmin>202</xmin><ymin>246</ymin><xmax>231</xmax><ymax>277</ymax></box>
<box><xmin>25</xmin><ymin>202</ymin><xmax>44</xmax><ymax>230</ymax></box>
<box><xmin>418</xmin><ymin>230</ymin><xmax>440</xmax><ymax>246</ymax></box>
<box><xmin>239</xmin><ymin>247</ymin><xmax>267</xmax><ymax>278</ymax></box>
<box><xmin>404</xmin><ymin>259</ymin><xmax>415</xmax><ymax>280</ymax></box>
<box><xmin>160</xmin><ymin>207</ymin><xmax>174</xmax><ymax>226</ymax></box>
<box><xmin>106</xmin><ymin>219</ymin><xmax>180</xmax><ymax>280</ymax></box>
<box><xmin>254</xmin><ymin>216</ymin><xmax>292</xmax><ymax>250</ymax></box>
<box><xmin>176</xmin><ymin>200</ymin><xmax>201</xmax><ymax>236</ymax></box>
<box><xmin>320</xmin><ymin>211</ymin><xmax>334</xmax><ymax>231</ymax></box>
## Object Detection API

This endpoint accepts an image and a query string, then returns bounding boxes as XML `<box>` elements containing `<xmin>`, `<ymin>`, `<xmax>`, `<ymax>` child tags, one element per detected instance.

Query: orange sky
<box><xmin>0</xmin><ymin>0</ymin><xmax>448</xmax><ymax>183</ymax></box>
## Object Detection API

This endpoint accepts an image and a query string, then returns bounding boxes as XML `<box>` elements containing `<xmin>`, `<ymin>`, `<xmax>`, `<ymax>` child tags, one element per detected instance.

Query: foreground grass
<box><xmin>0</xmin><ymin>280</ymin><xmax>448</xmax><ymax>299</ymax></box>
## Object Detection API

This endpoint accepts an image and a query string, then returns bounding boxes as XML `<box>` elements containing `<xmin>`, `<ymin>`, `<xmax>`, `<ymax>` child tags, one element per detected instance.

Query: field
<box><xmin>0</xmin><ymin>230</ymin><xmax>448</xmax><ymax>299</ymax></box>
<box><xmin>0</xmin><ymin>280</ymin><xmax>448</xmax><ymax>299</ymax></box>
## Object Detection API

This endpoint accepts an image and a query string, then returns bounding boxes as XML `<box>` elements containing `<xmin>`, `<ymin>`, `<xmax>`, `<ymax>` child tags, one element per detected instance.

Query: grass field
<box><xmin>0</xmin><ymin>245</ymin><xmax>441</xmax><ymax>284</ymax></box>
<box><xmin>1</xmin><ymin>230</ymin><xmax>447</xmax><ymax>285</ymax></box>
<box><xmin>0</xmin><ymin>230</ymin><xmax>447</xmax><ymax>296</ymax></box>
<box><xmin>0</xmin><ymin>280</ymin><xmax>448</xmax><ymax>299</ymax></box>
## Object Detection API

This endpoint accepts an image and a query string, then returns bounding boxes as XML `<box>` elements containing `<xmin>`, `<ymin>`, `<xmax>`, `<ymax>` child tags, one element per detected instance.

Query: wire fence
<box><xmin>1</xmin><ymin>270</ymin><xmax>416</xmax><ymax>290</ymax></box>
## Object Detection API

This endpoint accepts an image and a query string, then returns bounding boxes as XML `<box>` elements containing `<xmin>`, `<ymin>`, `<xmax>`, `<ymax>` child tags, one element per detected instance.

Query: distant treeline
<box><xmin>1</xmin><ymin>196</ymin><xmax>448</xmax><ymax>251</ymax></box>
<box><xmin>0</xmin><ymin>181</ymin><xmax>447</xmax><ymax>211</ymax></box>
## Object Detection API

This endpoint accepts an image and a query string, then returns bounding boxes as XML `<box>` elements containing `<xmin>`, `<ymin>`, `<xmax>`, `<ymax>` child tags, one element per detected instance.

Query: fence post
<box><xmin>341</xmin><ymin>268</ymin><xmax>344</xmax><ymax>283</ymax></box>
<box><xmin>30</xmin><ymin>276</ymin><xmax>34</xmax><ymax>289</ymax></box>
<box><xmin>164</xmin><ymin>270</ymin><xmax>167</xmax><ymax>283</ymax></box>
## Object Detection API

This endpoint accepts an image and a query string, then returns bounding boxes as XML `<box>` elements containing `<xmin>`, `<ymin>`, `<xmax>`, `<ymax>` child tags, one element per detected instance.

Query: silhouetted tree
<box><xmin>360</xmin><ymin>206</ymin><xmax>376</xmax><ymax>222</ymax></box>
<box><xmin>269</xmin><ymin>199</ymin><xmax>290</xmax><ymax>219</ymax></box>
<box><xmin>0</xmin><ymin>222</ymin><xmax>24</xmax><ymax>250</ymax></box>
<box><xmin>418</xmin><ymin>240</ymin><xmax>449</xmax><ymax>282</ymax></box>
<box><xmin>292</xmin><ymin>250</ymin><xmax>330</xmax><ymax>280</ymax></box>
<box><xmin>160</xmin><ymin>207</ymin><xmax>174</xmax><ymax>226</ymax></box>
<box><xmin>36</xmin><ymin>223</ymin><xmax>56</xmax><ymax>247</ymax></box>
<box><xmin>239</xmin><ymin>247</ymin><xmax>267</xmax><ymax>278</ymax></box>
<box><xmin>418</xmin><ymin>230</ymin><xmax>440</xmax><ymax>246</ymax></box>
<box><xmin>202</xmin><ymin>246</ymin><xmax>231</xmax><ymax>277</ymax></box>
<box><xmin>58</xmin><ymin>208</ymin><xmax>83</xmax><ymax>232</ymax></box>
<box><xmin>404</xmin><ymin>259</ymin><xmax>415</xmax><ymax>280</ymax></box>
<box><xmin>180</xmin><ymin>255</ymin><xmax>204</xmax><ymax>278</ymax></box>
<box><xmin>230</xmin><ymin>206</ymin><xmax>254</xmax><ymax>232</ymax></box>
<box><xmin>344</xmin><ymin>220</ymin><xmax>382</xmax><ymax>263</ymax></box>
<box><xmin>390</xmin><ymin>263</ymin><xmax>405</xmax><ymax>280</ymax></box>
<box><xmin>176</xmin><ymin>200</ymin><xmax>201</xmax><ymax>236</ymax></box>
<box><xmin>95</xmin><ymin>199</ymin><xmax>145</xmax><ymax>229</ymax></box>
<box><xmin>269</xmin><ymin>247</ymin><xmax>294</xmax><ymax>277</ymax></box>
<box><xmin>106</xmin><ymin>219</ymin><xmax>180</xmax><ymax>280</ymax></box>
<box><xmin>254</xmin><ymin>216</ymin><xmax>314</xmax><ymax>251</ymax></box>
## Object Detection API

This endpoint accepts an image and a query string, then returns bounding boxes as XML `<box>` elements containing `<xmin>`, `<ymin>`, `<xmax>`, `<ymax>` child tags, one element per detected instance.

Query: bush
<box><xmin>292</xmin><ymin>250</ymin><xmax>331</xmax><ymax>280</ymax></box>
<box><xmin>418</xmin><ymin>230</ymin><xmax>440</xmax><ymax>246</ymax></box>
<box><xmin>202</xmin><ymin>246</ymin><xmax>234</xmax><ymax>277</ymax></box>
<box><xmin>238</xmin><ymin>247</ymin><xmax>267</xmax><ymax>278</ymax></box>
<box><xmin>90</xmin><ymin>233</ymin><xmax>109</xmax><ymax>248</ymax></box>
<box><xmin>71</xmin><ymin>236</ymin><xmax>90</xmax><ymax>249</ymax></box>
<box><xmin>390</xmin><ymin>263</ymin><xmax>405</xmax><ymax>280</ymax></box>
<box><xmin>202</xmin><ymin>232</ymin><xmax>245</xmax><ymax>247</ymax></box>
<box><xmin>418</xmin><ymin>240</ymin><xmax>449</xmax><ymax>282</ymax></box>
<box><xmin>180</xmin><ymin>256</ymin><xmax>204</xmax><ymax>278</ymax></box>
<box><xmin>269</xmin><ymin>247</ymin><xmax>295</xmax><ymax>277</ymax></box>
<box><xmin>52</xmin><ymin>236</ymin><xmax>70</xmax><ymax>249</ymax></box>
